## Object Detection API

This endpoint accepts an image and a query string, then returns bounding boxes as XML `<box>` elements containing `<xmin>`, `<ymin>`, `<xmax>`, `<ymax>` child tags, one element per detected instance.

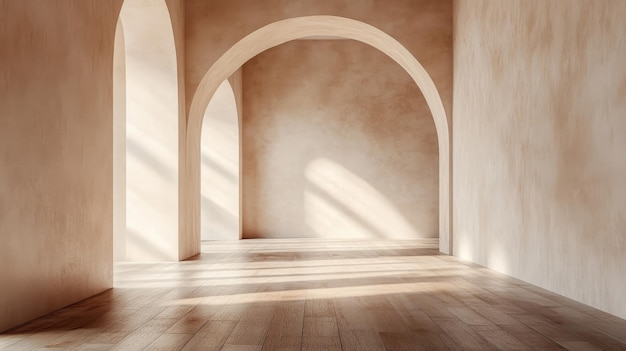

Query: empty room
<box><xmin>1</xmin><ymin>0</ymin><xmax>625</xmax><ymax>350</ymax></box>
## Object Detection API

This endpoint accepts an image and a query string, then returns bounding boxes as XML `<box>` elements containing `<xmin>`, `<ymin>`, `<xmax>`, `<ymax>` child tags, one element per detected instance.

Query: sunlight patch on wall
<box><xmin>487</xmin><ymin>242</ymin><xmax>510</xmax><ymax>275</ymax></box>
<box><xmin>455</xmin><ymin>231</ymin><xmax>474</xmax><ymax>261</ymax></box>
<box><xmin>304</xmin><ymin>158</ymin><xmax>418</xmax><ymax>239</ymax></box>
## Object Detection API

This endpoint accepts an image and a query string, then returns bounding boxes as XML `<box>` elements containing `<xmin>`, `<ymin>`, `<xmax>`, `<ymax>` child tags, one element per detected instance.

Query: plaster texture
<box><xmin>453</xmin><ymin>0</ymin><xmax>626</xmax><ymax>319</ymax></box>
<box><xmin>242</xmin><ymin>40</ymin><xmax>438</xmax><ymax>239</ymax></box>
<box><xmin>0</xmin><ymin>1</ymin><xmax>122</xmax><ymax>332</ymax></box>
<box><xmin>183</xmin><ymin>1</ymin><xmax>452</xmax><ymax>257</ymax></box>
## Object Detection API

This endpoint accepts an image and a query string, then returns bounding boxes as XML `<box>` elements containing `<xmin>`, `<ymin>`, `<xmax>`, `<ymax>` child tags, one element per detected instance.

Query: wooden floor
<box><xmin>2</xmin><ymin>239</ymin><xmax>626</xmax><ymax>350</ymax></box>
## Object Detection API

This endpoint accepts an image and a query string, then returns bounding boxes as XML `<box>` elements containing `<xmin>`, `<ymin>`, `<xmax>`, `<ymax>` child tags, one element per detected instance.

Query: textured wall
<box><xmin>0</xmin><ymin>1</ymin><xmax>122</xmax><ymax>332</ymax></box>
<box><xmin>453</xmin><ymin>1</ymin><xmax>626</xmax><ymax>318</ymax></box>
<box><xmin>242</xmin><ymin>40</ymin><xmax>438</xmax><ymax>239</ymax></box>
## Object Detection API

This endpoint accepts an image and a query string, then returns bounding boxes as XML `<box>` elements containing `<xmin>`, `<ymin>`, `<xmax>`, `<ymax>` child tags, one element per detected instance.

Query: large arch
<box><xmin>182</xmin><ymin>15</ymin><xmax>451</xmax><ymax>257</ymax></box>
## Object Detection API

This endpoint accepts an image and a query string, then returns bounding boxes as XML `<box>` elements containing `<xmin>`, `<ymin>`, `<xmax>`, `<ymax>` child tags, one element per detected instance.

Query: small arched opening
<box><xmin>113</xmin><ymin>0</ymin><xmax>180</xmax><ymax>261</ymax></box>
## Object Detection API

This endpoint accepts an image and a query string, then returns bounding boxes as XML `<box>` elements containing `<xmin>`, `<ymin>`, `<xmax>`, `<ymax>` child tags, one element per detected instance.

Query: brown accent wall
<box><xmin>453</xmin><ymin>0</ymin><xmax>626</xmax><ymax>318</ymax></box>
<box><xmin>0</xmin><ymin>1</ymin><xmax>123</xmax><ymax>331</ymax></box>
<box><xmin>242</xmin><ymin>40</ymin><xmax>438</xmax><ymax>239</ymax></box>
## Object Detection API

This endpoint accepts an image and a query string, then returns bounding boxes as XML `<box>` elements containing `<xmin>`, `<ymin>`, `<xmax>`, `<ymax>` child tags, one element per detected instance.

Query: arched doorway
<box><xmin>201</xmin><ymin>79</ymin><xmax>241</xmax><ymax>241</ymax></box>
<box><xmin>183</xmin><ymin>16</ymin><xmax>451</xmax><ymax>256</ymax></box>
<box><xmin>114</xmin><ymin>0</ymin><xmax>180</xmax><ymax>261</ymax></box>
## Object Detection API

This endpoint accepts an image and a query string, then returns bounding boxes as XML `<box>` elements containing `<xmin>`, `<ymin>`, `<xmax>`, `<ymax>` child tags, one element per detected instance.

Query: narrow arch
<box><xmin>183</xmin><ymin>15</ymin><xmax>451</xmax><ymax>256</ymax></box>
<box><xmin>200</xmin><ymin>79</ymin><xmax>241</xmax><ymax>241</ymax></box>
<box><xmin>114</xmin><ymin>0</ymin><xmax>180</xmax><ymax>261</ymax></box>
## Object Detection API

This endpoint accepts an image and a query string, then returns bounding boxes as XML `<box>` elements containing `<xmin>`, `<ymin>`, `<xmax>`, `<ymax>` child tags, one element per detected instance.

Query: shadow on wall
<box><xmin>201</xmin><ymin>80</ymin><xmax>240</xmax><ymax>241</ymax></box>
<box><xmin>305</xmin><ymin>158</ymin><xmax>420</xmax><ymax>239</ymax></box>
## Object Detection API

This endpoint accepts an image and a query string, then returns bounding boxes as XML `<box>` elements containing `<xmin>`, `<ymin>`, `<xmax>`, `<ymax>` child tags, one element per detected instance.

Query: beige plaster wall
<box><xmin>242</xmin><ymin>40</ymin><xmax>438</xmax><ymax>239</ymax></box>
<box><xmin>0</xmin><ymin>1</ymin><xmax>122</xmax><ymax>332</ymax></box>
<box><xmin>453</xmin><ymin>1</ymin><xmax>626</xmax><ymax>318</ymax></box>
